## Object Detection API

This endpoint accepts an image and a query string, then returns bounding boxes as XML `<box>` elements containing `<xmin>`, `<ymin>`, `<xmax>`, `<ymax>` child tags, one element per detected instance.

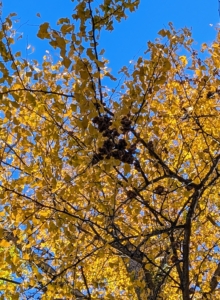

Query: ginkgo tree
<box><xmin>0</xmin><ymin>0</ymin><xmax>220</xmax><ymax>299</ymax></box>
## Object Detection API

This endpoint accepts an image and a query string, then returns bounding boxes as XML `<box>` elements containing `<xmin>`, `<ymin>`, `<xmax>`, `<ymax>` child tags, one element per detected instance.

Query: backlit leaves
<box><xmin>0</xmin><ymin>1</ymin><xmax>220</xmax><ymax>300</ymax></box>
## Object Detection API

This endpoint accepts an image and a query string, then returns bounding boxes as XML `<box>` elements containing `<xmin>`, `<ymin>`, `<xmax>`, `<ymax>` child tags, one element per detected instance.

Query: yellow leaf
<box><xmin>179</xmin><ymin>55</ymin><xmax>188</xmax><ymax>66</ymax></box>
<box><xmin>0</xmin><ymin>240</ymin><xmax>11</xmax><ymax>247</ymax></box>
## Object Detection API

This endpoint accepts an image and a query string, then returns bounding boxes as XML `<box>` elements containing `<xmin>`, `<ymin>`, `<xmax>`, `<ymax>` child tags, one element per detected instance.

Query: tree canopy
<box><xmin>0</xmin><ymin>1</ymin><xmax>220</xmax><ymax>299</ymax></box>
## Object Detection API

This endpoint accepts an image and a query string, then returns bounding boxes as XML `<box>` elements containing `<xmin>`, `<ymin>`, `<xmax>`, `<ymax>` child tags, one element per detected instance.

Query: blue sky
<box><xmin>1</xmin><ymin>0</ymin><xmax>220</xmax><ymax>75</ymax></box>
<box><xmin>0</xmin><ymin>1</ymin><xmax>219</xmax><ymax>298</ymax></box>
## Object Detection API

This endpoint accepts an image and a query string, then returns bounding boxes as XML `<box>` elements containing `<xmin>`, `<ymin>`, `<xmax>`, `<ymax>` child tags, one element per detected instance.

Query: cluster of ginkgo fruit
<box><xmin>92</xmin><ymin>114</ymin><xmax>136</xmax><ymax>165</ymax></box>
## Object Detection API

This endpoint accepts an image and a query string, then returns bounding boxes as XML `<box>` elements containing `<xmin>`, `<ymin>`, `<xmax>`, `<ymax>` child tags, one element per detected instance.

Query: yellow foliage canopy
<box><xmin>0</xmin><ymin>1</ymin><xmax>220</xmax><ymax>299</ymax></box>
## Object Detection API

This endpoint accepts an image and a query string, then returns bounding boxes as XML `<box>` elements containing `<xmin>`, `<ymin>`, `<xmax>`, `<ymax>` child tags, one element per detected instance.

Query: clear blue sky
<box><xmin>2</xmin><ymin>0</ymin><xmax>220</xmax><ymax>74</ymax></box>
<box><xmin>0</xmin><ymin>1</ymin><xmax>219</xmax><ymax>298</ymax></box>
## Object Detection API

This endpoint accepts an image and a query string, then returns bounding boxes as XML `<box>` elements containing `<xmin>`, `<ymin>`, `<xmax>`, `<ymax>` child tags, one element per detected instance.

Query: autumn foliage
<box><xmin>0</xmin><ymin>1</ymin><xmax>220</xmax><ymax>299</ymax></box>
